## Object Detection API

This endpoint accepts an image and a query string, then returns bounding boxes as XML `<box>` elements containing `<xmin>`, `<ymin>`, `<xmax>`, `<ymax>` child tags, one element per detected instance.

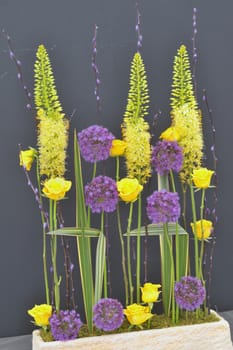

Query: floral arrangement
<box><xmin>15</xmin><ymin>6</ymin><xmax>218</xmax><ymax>343</ymax></box>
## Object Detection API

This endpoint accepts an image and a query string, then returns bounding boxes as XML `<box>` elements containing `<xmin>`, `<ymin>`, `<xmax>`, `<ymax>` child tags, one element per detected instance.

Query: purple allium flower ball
<box><xmin>174</xmin><ymin>276</ymin><xmax>206</xmax><ymax>311</ymax></box>
<box><xmin>85</xmin><ymin>175</ymin><xmax>118</xmax><ymax>213</ymax></box>
<box><xmin>146</xmin><ymin>190</ymin><xmax>180</xmax><ymax>223</ymax></box>
<box><xmin>151</xmin><ymin>141</ymin><xmax>183</xmax><ymax>175</ymax></box>
<box><xmin>93</xmin><ymin>298</ymin><xmax>124</xmax><ymax>331</ymax></box>
<box><xmin>50</xmin><ymin>310</ymin><xmax>83</xmax><ymax>341</ymax></box>
<box><xmin>78</xmin><ymin>125</ymin><xmax>114</xmax><ymax>163</ymax></box>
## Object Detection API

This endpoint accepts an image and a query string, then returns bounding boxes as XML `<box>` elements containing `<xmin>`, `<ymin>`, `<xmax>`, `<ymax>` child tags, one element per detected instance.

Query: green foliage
<box><xmin>124</xmin><ymin>52</ymin><xmax>149</xmax><ymax>119</ymax></box>
<box><xmin>74</xmin><ymin>130</ymin><xmax>93</xmax><ymax>333</ymax></box>
<box><xmin>34</xmin><ymin>44</ymin><xmax>62</xmax><ymax>114</ymax></box>
<box><xmin>171</xmin><ymin>45</ymin><xmax>197</xmax><ymax>110</ymax></box>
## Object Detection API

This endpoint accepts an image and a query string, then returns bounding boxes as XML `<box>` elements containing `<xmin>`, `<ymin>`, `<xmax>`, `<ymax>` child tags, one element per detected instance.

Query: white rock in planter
<box><xmin>32</xmin><ymin>311</ymin><xmax>232</xmax><ymax>350</ymax></box>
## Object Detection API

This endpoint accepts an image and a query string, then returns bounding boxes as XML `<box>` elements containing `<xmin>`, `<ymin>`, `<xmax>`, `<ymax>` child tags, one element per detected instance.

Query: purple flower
<box><xmin>85</xmin><ymin>175</ymin><xmax>118</xmax><ymax>213</ymax></box>
<box><xmin>49</xmin><ymin>310</ymin><xmax>83</xmax><ymax>341</ymax></box>
<box><xmin>146</xmin><ymin>190</ymin><xmax>180</xmax><ymax>223</ymax></box>
<box><xmin>152</xmin><ymin>141</ymin><xmax>183</xmax><ymax>175</ymax></box>
<box><xmin>174</xmin><ymin>276</ymin><xmax>206</xmax><ymax>311</ymax></box>
<box><xmin>78</xmin><ymin>125</ymin><xmax>114</xmax><ymax>163</ymax></box>
<box><xmin>93</xmin><ymin>298</ymin><xmax>124</xmax><ymax>331</ymax></box>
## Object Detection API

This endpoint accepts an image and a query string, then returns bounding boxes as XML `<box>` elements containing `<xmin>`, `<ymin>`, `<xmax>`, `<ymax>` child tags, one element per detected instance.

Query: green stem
<box><xmin>136</xmin><ymin>193</ymin><xmax>142</xmax><ymax>303</ymax></box>
<box><xmin>169</xmin><ymin>170</ymin><xmax>176</xmax><ymax>193</ymax></box>
<box><xmin>181</xmin><ymin>184</ymin><xmax>187</xmax><ymax>231</ymax></box>
<box><xmin>87</xmin><ymin>162</ymin><xmax>97</xmax><ymax>225</ymax></box>
<box><xmin>116</xmin><ymin>156</ymin><xmax>120</xmax><ymax>182</ymax></box>
<box><xmin>117</xmin><ymin>204</ymin><xmax>129</xmax><ymax>305</ymax></box>
<box><xmin>127</xmin><ymin>202</ymin><xmax>134</xmax><ymax>304</ymax></box>
<box><xmin>36</xmin><ymin>157</ymin><xmax>50</xmax><ymax>305</ymax></box>
<box><xmin>170</xmin><ymin>171</ymin><xmax>179</xmax><ymax>322</ymax></box>
<box><xmin>92</xmin><ymin>162</ymin><xmax>97</xmax><ymax>180</ymax></box>
<box><xmin>101</xmin><ymin>211</ymin><xmax>107</xmax><ymax>298</ymax></box>
<box><xmin>199</xmin><ymin>189</ymin><xmax>206</xmax><ymax>282</ymax></box>
<box><xmin>164</xmin><ymin>223</ymin><xmax>175</xmax><ymax>323</ymax></box>
<box><xmin>190</xmin><ymin>184</ymin><xmax>199</xmax><ymax>279</ymax></box>
<box><xmin>50</xmin><ymin>199</ymin><xmax>60</xmax><ymax>311</ymax></box>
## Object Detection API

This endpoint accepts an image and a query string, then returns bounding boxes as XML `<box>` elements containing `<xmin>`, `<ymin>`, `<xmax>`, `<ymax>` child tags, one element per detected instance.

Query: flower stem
<box><xmin>36</xmin><ymin>157</ymin><xmax>50</xmax><ymax>305</ymax></box>
<box><xmin>50</xmin><ymin>199</ymin><xmax>60</xmax><ymax>311</ymax></box>
<box><xmin>116</xmin><ymin>156</ymin><xmax>120</xmax><ymax>182</ymax></box>
<box><xmin>181</xmin><ymin>184</ymin><xmax>187</xmax><ymax>231</ymax></box>
<box><xmin>101</xmin><ymin>211</ymin><xmax>107</xmax><ymax>298</ymax></box>
<box><xmin>170</xmin><ymin>170</ymin><xmax>179</xmax><ymax>322</ymax></box>
<box><xmin>127</xmin><ymin>202</ymin><xmax>134</xmax><ymax>304</ymax></box>
<box><xmin>136</xmin><ymin>193</ymin><xmax>142</xmax><ymax>303</ymax></box>
<box><xmin>199</xmin><ymin>189</ymin><xmax>206</xmax><ymax>282</ymax></box>
<box><xmin>164</xmin><ymin>223</ymin><xmax>175</xmax><ymax>324</ymax></box>
<box><xmin>87</xmin><ymin>162</ymin><xmax>97</xmax><ymax>225</ymax></box>
<box><xmin>117</xmin><ymin>204</ymin><xmax>129</xmax><ymax>305</ymax></box>
<box><xmin>190</xmin><ymin>184</ymin><xmax>199</xmax><ymax>279</ymax></box>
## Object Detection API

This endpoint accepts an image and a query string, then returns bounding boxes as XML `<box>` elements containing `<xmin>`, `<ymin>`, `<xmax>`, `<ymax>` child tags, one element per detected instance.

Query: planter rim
<box><xmin>32</xmin><ymin>310</ymin><xmax>233</xmax><ymax>350</ymax></box>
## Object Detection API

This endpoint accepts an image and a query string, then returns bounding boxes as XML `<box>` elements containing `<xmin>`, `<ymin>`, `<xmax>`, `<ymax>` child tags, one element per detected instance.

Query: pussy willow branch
<box><xmin>57</xmin><ymin>205</ymin><xmax>77</xmax><ymax>310</ymax></box>
<box><xmin>91</xmin><ymin>25</ymin><xmax>101</xmax><ymax>116</ymax></box>
<box><xmin>135</xmin><ymin>1</ymin><xmax>143</xmax><ymax>52</ymax></box>
<box><xmin>19</xmin><ymin>145</ymin><xmax>49</xmax><ymax>229</ymax></box>
<box><xmin>19</xmin><ymin>144</ymin><xmax>50</xmax><ymax>304</ymax></box>
<box><xmin>2</xmin><ymin>29</ymin><xmax>34</xmax><ymax>112</ymax></box>
<box><xmin>192</xmin><ymin>8</ymin><xmax>198</xmax><ymax>100</ymax></box>
<box><xmin>202</xmin><ymin>89</ymin><xmax>218</xmax><ymax>312</ymax></box>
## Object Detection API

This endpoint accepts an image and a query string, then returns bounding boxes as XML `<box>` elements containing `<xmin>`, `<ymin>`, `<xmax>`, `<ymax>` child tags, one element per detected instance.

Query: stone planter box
<box><xmin>32</xmin><ymin>311</ymin><xmax>232</xmax><ymax>350</ymax></box>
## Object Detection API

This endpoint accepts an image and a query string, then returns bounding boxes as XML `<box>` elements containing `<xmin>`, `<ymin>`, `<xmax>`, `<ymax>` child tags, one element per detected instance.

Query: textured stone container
<box><xmin>32</xmin><ymin>311</ymin><xmax>232</xmax><ymax>350</ymax></box>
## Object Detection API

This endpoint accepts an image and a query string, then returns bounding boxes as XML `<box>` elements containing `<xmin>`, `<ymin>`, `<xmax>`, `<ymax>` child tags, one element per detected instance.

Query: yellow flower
<box><xmin>110</xmin><ymin>139</ymin><xmax>126</xmax><ymax>157</ymax></box>
<box><xmin>171</xmin><ymin>105</ymin><xmax>203</xmax><ymax>183</ymax></box>
<box><xmin>28</xmin><ymin>304</ymin><xmax>52</xmax><ymax>327</ymax></box>
<box><xmin>160</xmin><ymin>126</ymin><xmax>181</xmax><ymax>142</ymax></box>
<box><xmin>190</xmin><ymin>219</ymin><xmax>213</xmax><ymax>240</ymax></box>
<box><xmin>124</xmin><ymin>304</ymin><xmax>153</xmax><ymax>326</ymax></box>
<box><xmin>43</xmin><ymin>177</ymin><xmax>72</xmax><ymax>201</ymax></box>
<box><xmin>122</xmin><ymin>117</ymin><xmax>151</xmax><ymax>184</ymax></box>
<box><xmin>117</xmin><ymin>178</ymin><xmax>143</xmax><ymax>202</ymax></box>
<box><xmin>19</xmin><ymin>149</ymin><xmax>37</xmax><ymax>171</ymax></box>
<box><xmin>192</xmin><ymin>167</ymin><xmax>214</xmax><ymax>189</ymax></box>
<box><xmin>37</xmin><ymin>109</ymin><xmax>69</xmax><ymax>178</ymax></box>
<box><xmin>140</xmin><ymin>282</ymin><xmax>161</xmax><ymax>303</ymax></box>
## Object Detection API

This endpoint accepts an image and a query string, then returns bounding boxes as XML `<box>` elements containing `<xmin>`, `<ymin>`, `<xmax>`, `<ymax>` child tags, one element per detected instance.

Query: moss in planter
<box><xmin>40</xmin><ymin>310</ymin><xmax>220</xmax><ymax>342</ymax></box>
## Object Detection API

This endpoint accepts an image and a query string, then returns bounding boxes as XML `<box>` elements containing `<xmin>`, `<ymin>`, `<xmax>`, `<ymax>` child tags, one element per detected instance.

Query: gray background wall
<box><xmin>0</xmin><ymin>0</ymin><xmax>232</xmax><ymax>337</ymax></box>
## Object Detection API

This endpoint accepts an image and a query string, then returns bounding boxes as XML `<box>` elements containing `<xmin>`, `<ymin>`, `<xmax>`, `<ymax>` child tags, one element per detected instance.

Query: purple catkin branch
<box><xmin>91</xmin><ymin>25</ymin><xmax>101</xmax><ymax>117</ymax></box>
<box><xmin>18</xmin><ymin>144</ymin><xmax>49</xmax><ymax>229</ymax></box>
<box><xmin>57</xmin><ymin>206</ymin><xmax>70</xmax><ymax>310</ymax></box>
<box><xmin>191</xmin><ymin>8</ymin><xmax>198</xmax><ymax>101</ymax></box>
<box><xmin>202</xmin><ymin>89</ymin><xmax>218</xmax><ymax>312</ymax></box>
<box><xmin>135</xmin><ymin>1</ymin><xmax>143</xmax><ymax>52</ymax></box>
<box><xmin>57</xmin><ymin>205</ymin><xmax>77</xmax><ymax>310</ymax></box>
<box><xmin>2</xmin><ymin>29</ymin><xmax>34</xmax><ymax>113</ymax></box>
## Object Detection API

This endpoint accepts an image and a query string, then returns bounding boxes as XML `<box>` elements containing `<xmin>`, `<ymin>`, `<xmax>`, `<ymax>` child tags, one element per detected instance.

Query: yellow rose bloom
<box><xmin>28</xmin><ymin>304</ymin><xmax>52</xmax><ymax>327</ymax></box>
<box><xmin>190</xmin><ymin>219</ymin><xmax>213</xmax><ymax>240</ymax></box>
<box><xmin>117</xmin><ymin>178</ymin><xmax>143</xmax><ymax>202</ymax></box>
<box><xmin>110</xmin><ymin>139</ymin><xmax>126</xmax><ymax>157</ymax></box>
<box><xmin>160</xmin><ymin>126</ymin><xmax>181</xmax><ymax>142</ymax></box>
<box><xmin>43</xmin><ymin>177</ymin><xmax>72</xmax><ymax>201</ymax></box>
<box><xmin>192</xmin><ymin>168</ymin><xmax>214</xmax><ymax>189</ymax></box>
<box><xmin>19</xmin><ymin>149</ymin><xmax>37</xmax><ymax>171</ymax></box>
<box><xmin>124</xmin><ymin>303</ymin><xmax>153</xmax><ymax>326</ymax></box>
<box><xmin>140</xmin><ymin>282</ymin><xmax>161</xmax><ymax>303</ymax></box>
